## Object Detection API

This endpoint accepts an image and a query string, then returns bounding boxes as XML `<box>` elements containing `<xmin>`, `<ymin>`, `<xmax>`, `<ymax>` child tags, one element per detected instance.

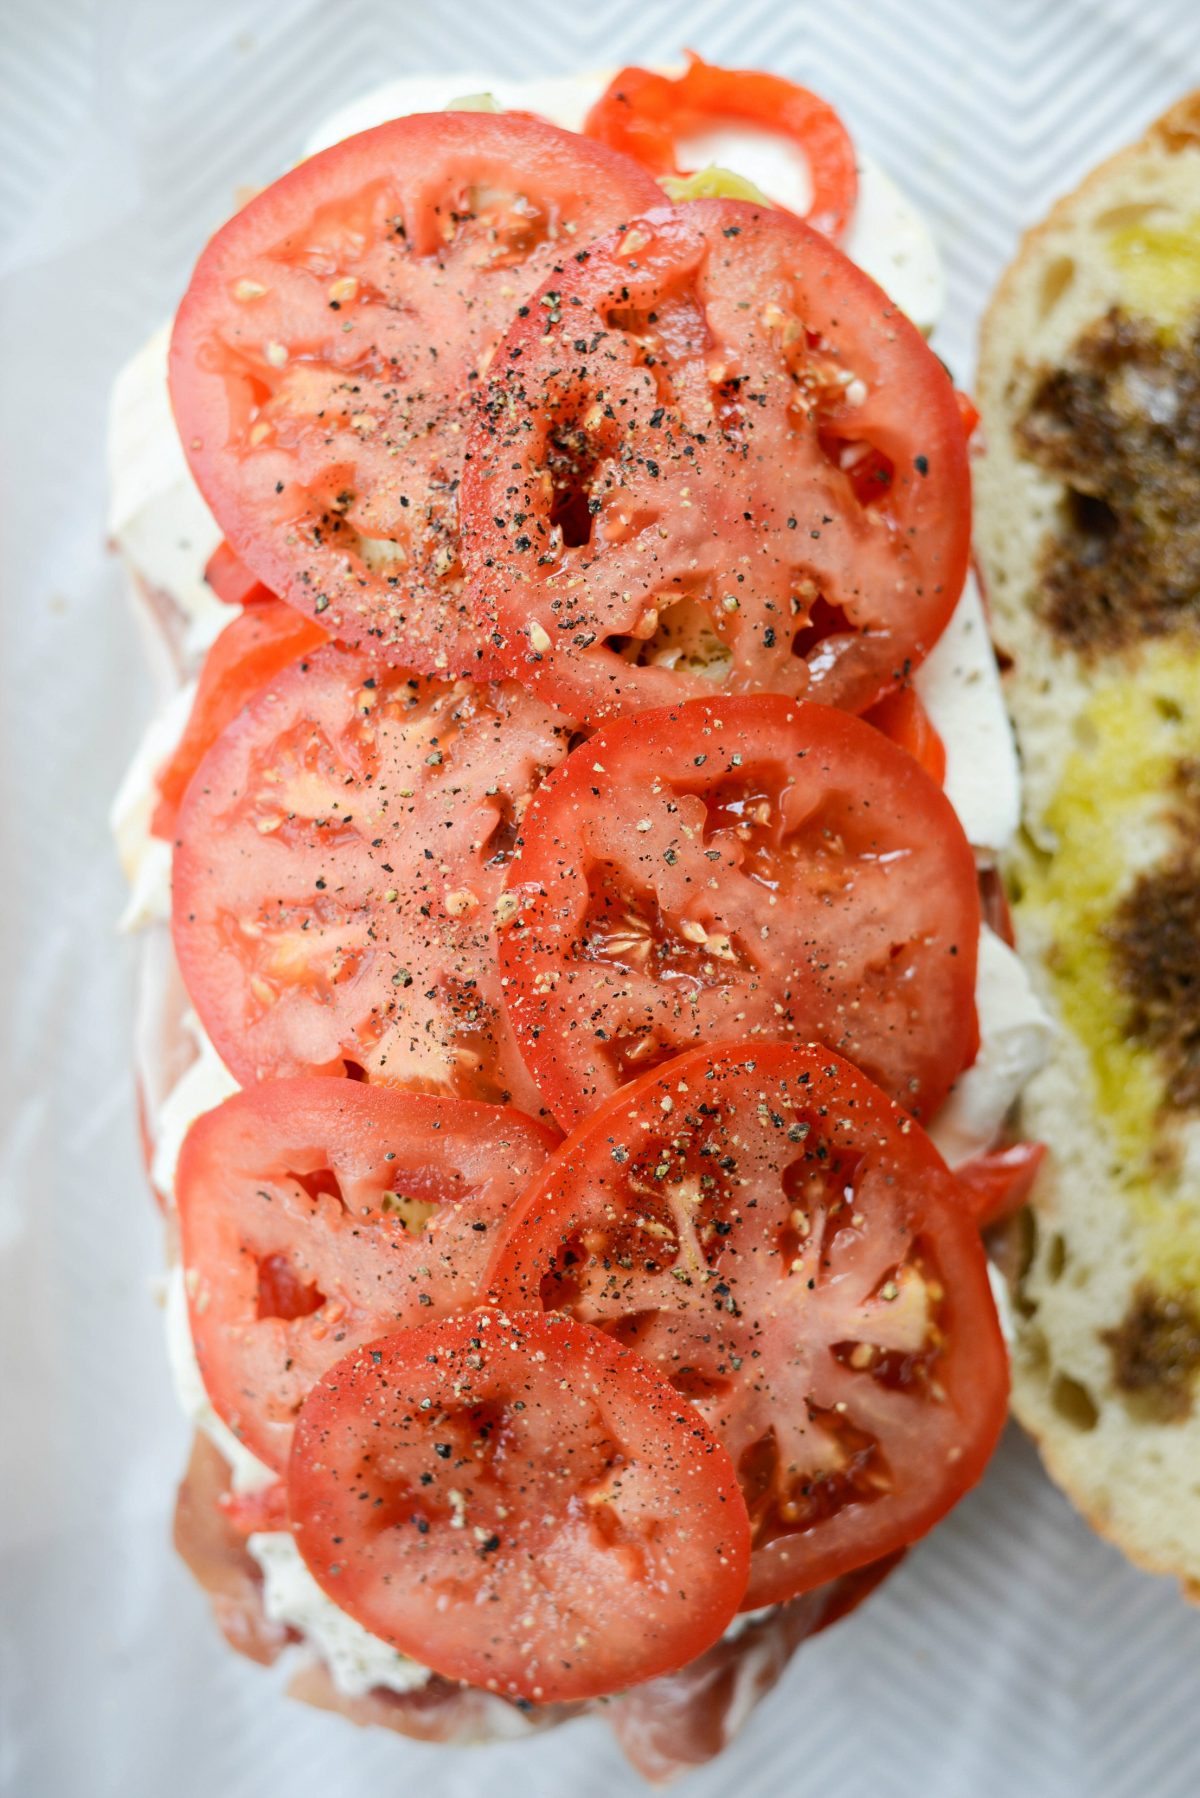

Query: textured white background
<box><xmin>3</xmin><ymin>2</ymin><xmax>1200</xmax><ymax>1794</ymax></box>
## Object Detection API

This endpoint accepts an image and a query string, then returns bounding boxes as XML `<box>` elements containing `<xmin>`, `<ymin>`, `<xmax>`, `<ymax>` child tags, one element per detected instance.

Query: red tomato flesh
<box><xmin>500</xmin><ymin>695</ymin><xmax>980</xmax><ymax>1127</ymax></box>
<box><xmin>169</xmin><ymin>112</ymin><xmax>662</xmax><ymax>673</ymax></box>
<box><xmin>462</xmin><ymin>198</ymin><xmax>970</xmax><ymax>726</ymax></box>
<box><xmin>178</xmin><ymin>1078</ymin><xmax>556</xmax><ymax>1472</ymax></box>
<box><xmin>584</xmin><ymin>52</ymin><xmax>858</xmax><ymax>240</ymax></box>
<box><xmin>288</xmin><ymin>1308</ymin><xmax>751</xmax><ymax>1701</ymax></box>
<box><xmin>152</xmin><ymin>600</ymin><xmax>326</xmax><ymax>839</ymax></box>
<box><xmin>172</xmin><ymin>645</ymin><xmax>572</xmax><ymax>1110</ymax></box>
<box><xmin>486</xmin><ymin>1043</ymin><xmax>1008</xmax><ymax>1607</ymax></box>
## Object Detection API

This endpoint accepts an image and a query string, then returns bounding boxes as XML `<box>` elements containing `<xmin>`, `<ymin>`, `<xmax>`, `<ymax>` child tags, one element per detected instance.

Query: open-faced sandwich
<box><xmin>110</xmin><ymin>57</ymin><xmax>1051</xmax><ymax>1780</ymax></box>
<box><xmin>976</xmin><ymin>94</ymin><xmax>1200</xmax><ymax>1594</ymax></box>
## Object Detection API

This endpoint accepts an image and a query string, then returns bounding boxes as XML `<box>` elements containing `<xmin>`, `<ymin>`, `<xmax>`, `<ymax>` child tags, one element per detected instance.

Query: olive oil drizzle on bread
<box><xmin>1017</xmin><ymin>306</ymin><xmax>1200</xmax><ymax>656</ymax></box>
<box><xmin>976</xmin><ymin>92</ymin><xmax>1200</xmax><ymax>1593</ymax></box>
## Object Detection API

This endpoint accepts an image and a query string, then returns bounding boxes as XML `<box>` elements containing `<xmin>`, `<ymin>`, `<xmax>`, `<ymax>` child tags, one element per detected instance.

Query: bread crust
<box><xmin>975</xmin><ymin>92</ymin><xmax>1200</xmax><ymax>1594</ymax></box>
<box><xmin>978</xmin><ymin>89</ymin><xmax>1200</xmax><ymax>407</ymax></box>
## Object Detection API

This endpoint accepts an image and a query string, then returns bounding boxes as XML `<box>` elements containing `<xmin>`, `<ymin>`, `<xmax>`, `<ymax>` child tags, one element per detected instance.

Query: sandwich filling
<box><xmin>113</xmin><ymin>68</ymin><xmax>1050</xmax><ymax>1706</ymax></box>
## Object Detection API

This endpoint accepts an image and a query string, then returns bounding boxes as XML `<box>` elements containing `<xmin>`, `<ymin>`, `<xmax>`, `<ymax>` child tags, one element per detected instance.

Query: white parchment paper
<box><xmin>3</xmin><ymin>2</ymin><xmax>1200</xmax><ymax>1794</ymax></box>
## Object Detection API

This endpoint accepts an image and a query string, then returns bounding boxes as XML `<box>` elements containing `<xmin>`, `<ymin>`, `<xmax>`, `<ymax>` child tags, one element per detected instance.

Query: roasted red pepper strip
<box><xmin>204</xmin><ymin>539</ymin><xmax>273</xmax><ymax>608</ymax></box>
<box><xmin>151</xmin><ymin>600</ymin><xmax>326</xmax><ymax>839</ymax></box>
<box><xmin>864</xmin><ymin>686</ymin><xmax>948</xmax><ymax>786</ymax></box>
<box><xmin>955</xmin><ymin>389</ymin><xmax>982</xmax><ymax>440</ymax></box>
<box><xmin>956</xmin><ymin>1142</ymin><xmax>1048</xmax><ymax>1229</ymax></box>
<box><xmin>584</xmin><ymin>52</ymin><xmax>858</xmax><ymax>241</ymax></box>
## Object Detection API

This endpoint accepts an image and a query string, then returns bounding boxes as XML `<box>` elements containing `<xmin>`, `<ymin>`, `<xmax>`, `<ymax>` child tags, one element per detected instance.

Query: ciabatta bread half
<box><xmin>975</xmin><ymin>94</ymin><xmax>1200</xmax><ymax>1591</ymax></box>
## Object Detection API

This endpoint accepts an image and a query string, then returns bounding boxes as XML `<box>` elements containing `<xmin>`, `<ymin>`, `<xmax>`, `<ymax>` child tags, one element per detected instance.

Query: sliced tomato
<box><xmin>487</xmin><ymin>1043</ymin><xmax>1008</xmax><ymax>1607</ymax></box>
<box><xmin>204</xmin><ymin>539</ymin><xmax>273</xmax><ymax>608</ymax></box>
<box><xmin>151</xmin><ymin>600</ymin><xmax>326</xmax><ymax>839</ymax></box>
<box><xmin>956</xmin><ymin>1140</ymin><xmax>1047</xmax><ymax>1229</ymax></box>
<box><xmin>178</xmin><ymin>1079</ymin><xmax>556</xmax><ymax>1473</ymax></box>
<box><xmin>584</xmin><ymin>52</ymin><xmax>857</xmax><ymax>241</ymax></box>
<box><xmin>863</xmin><ymin>686</ymin><xmax>946</xmax><ymax>786</ymax></box>
<box><xmin>288</xmin><ymin>1308</ymin><xmax>750</xmax><ymax>1701</ymax></box>
<box><xmin>169</xmin><ymin>113</ymin><xmax>662</xmax><ymax>674</ymax></box>
<box><xmin>500</xmin><ymin>695</ymin><xmax>980</xmax><ymax>1127</ymax></box>
<box><xmin>172</xmin><ymin>645</ymin><xmax>572</xmax><ymax>1111</ymax></box>
<box><xmin>462</xmin><ymin>198</ymin><xmax>971</xmax><ymax>726</ymax></box>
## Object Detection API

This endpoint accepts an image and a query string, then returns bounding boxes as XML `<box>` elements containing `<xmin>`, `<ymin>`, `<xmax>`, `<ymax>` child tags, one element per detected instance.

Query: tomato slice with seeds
<box><xmin>178</xmin><ymin>1078</ymin><xmax>556</xmax><ymax>1473</ymax></box>
<box><xmin>486</xmin><ymin>1043</ymin><xmax>1008</xmax><ymax>1607</ymax></box>
<box><xmin>169</xmin><ymin>112</ymin><xmax>662</xmax><ymax>674</ymax></box>
<box><xmin>462</xmin><ymin>198</ymin><xmax>970</xmax><ymax>726</ymax></box>
<box><xmin>288</xmin><ymin>1308</ymin><xmax>750</xmax><ymax>1702</ymax></box>
<box><xmin>152</xmin><ymin>599</ymin><xmax>326</xmax><ymax>839</ymax></box>
<box><xmin>500</xmin><ymin>694</ymin><xmax>980</xmax><ymax>1128</ymax></box>
<box><xmin>584</xmin><ymin>52</ymin><xmax>858</xmax><ymax>241</ymax></box>
<box><xmin>172</xmin><ymin>644</ymin><xmax>572</xmax><ymax>1110</ymax></box>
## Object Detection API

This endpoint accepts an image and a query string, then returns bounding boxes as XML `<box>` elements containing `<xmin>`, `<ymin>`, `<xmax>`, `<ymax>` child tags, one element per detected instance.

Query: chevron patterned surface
<box><xmin>3</xmin><ymin>2</ymin><xmax>1200</xmax><ymax>1794</ymax></box>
